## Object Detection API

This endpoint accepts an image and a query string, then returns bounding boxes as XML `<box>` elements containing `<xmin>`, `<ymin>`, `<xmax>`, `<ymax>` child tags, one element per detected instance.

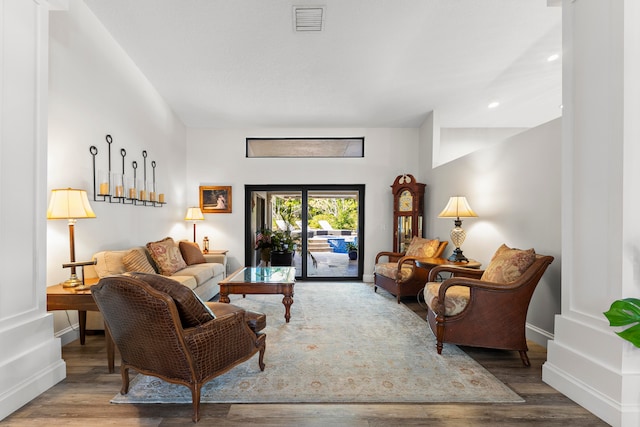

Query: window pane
<box><xmin>246</xmin><ymin>138</ymin><xmax>364</xmax><ymax>158</ymax></box>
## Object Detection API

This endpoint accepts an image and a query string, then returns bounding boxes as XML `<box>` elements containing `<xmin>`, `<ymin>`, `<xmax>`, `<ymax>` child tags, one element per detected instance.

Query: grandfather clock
<box><xmin>391</xmin><ymin>174</ymin><xmax>426</xmax><ymax>253</ymax></box>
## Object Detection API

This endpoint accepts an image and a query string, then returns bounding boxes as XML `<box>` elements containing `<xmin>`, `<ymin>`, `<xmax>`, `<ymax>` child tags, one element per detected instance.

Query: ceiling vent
<box><xmin>293</xmin><ymin>6</ymin><xmax>325</xmax><ymax>32</ymax></box>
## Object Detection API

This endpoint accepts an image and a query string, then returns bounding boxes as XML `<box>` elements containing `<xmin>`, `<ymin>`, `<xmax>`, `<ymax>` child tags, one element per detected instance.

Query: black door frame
<box><xmin>244</xmin><ymin>184</ymin><xmax>365</xmax><ymax>281</ymax></box>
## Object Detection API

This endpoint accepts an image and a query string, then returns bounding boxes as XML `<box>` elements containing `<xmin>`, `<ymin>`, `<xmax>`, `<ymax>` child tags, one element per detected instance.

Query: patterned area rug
<box><xmin>111</xmin><ymin>282</ymin><xmax>523</xmax><ymax>404</ymax></box>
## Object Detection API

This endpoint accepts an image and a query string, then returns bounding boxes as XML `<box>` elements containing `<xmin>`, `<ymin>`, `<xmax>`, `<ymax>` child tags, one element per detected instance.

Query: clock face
<box><xmin>398</xmin><ymin>190</ymin><xmax>413</xmax><ymax>211</ymax></box>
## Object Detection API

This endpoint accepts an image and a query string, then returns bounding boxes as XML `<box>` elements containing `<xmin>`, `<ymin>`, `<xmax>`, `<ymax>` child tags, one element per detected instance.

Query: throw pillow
<box><xmin>127</xmin><ymin>272</ymin><xmax>215</xmax><ymax>328</ymax></box>
<box><xmin>405</xmin><ymin>236</ymin><xmax>440</xmax><ymax>258</ymax></box>
<box><xmin>122</xmin><ymin>248</ymin><xmax>156</xmax><ymax>274</ymax></box>
<box><xmin>481</xmin><ymin>244</ymin><xmax>536</xmax><ymax>284</ymax></box>
<box><xmin>93</xmin><ymin>250</ymin><xmax>128</xmax><ymax>278</ymax></box>
<box><xmin>146</xmin><ymin>237</ymin><xmax>187</xmax><ymax>276</ymax></box>
<box><xmin>179</xmin><ymin>241</ymin><xmax>206</xmax><ymax>265</ymax></box>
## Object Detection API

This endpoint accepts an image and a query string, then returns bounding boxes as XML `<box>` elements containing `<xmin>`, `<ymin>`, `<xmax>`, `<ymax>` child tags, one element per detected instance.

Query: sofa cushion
<box><xmin>169</xmin><ymin>275</ymin><xmax>198</xmax><ymax>291</ymax></box>
<box><xmin>374</xmin><ymin>262</ymin><xmax>412</xmax><ymax>281</ymax></box>
<box><xmin>179</xmin><ymin>241</ymin><xmax>206</xmax><ymax>265</ymax></box>
<box><xmin>424</xmin><ymin>282</ymin><xmax>470</xmax><ymax>316</ymax></box>
<box><xmin>405</xmin><ymin>237</ymin><xmax>440</xmax><ymax>258</ymax></box>
<box><xmin>126</xmin><ymin>272</ymin><xmax>214</xmax><ymax>328</ymax></box>
<box><xmin>93</xmin><ymin>250</ymin><xmax>128</xmax><ymax>278</ymax></box>
<box><xmin>481</xmin><ymin>244</ymin><xmax>536</xmax><ymax>284</ymax></box>
<box><xmin>146</xmin><ymin>237</ymin><xmax>187</xmax><ymax>276</ymax></box>
<box><xmin>175</xmin><ymin>263</ymin><xmax>221</xmax><ymax>285</ymax></box>
<box><xmin>122</xmin><ymin>248</ymin><xmax>156</xmax><ymax>274</ymax></box>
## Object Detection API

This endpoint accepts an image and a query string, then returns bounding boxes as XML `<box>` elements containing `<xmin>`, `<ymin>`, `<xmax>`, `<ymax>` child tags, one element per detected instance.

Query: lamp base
<box><xmin>62</xmin><ymin>274</ymin><xmax>83</xmax><ymax>288</ymax></box>
<box><xmin>448</xmin><ymin>248</ymin><xmax>469</xmax><ymax>263</ymax></box>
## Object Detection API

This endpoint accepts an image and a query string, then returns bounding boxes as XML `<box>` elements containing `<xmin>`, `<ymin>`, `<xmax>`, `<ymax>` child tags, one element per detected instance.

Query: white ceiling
<box><xmin>83</xmin><ymin>0</ymin><xmax>562</xmax><ymax>129</ymax></box>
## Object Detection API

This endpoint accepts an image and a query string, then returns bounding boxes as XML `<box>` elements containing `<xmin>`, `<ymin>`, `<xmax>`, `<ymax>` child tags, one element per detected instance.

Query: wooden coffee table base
<box><xmin>219</xmin><ymin>282</ymin><xmax>295</xmax><ymax>323</ymax></box>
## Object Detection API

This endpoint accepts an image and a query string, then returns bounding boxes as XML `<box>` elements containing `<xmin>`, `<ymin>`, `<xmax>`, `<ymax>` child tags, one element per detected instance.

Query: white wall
<box><xmin>438</xmin><ymin>127</ymin><xmax>527</xmax><ymax>166</ymax></box>
<box><xmin>47</xmin><ymin>0</ymin><xmax>188</xmax><ymax>339</ymax></box>
<box><xmin>0</xmin><ymin>0</ymin><xmax>66</xmax><ymax>421</ymax></box>
<box><xmin>186</xmin><ymin>127</ymin><xmax>421</xmax><ymax>276</ymax></box>
<box><xmin>421</xmin><ymin>118</ymin><xmax>562</xmax><ymax>345</ymax></box>
<box><xmin>543</xmin><ymin>1</ymin><xmax>640</xmax><ymax>426</ymax></box>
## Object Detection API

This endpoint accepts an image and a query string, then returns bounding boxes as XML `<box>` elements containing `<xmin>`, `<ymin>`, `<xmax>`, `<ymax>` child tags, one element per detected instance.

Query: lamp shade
<box><xmin>184</xmin><ymin>207</ymin><xmax>204</xmax><ymax>221</ymax></box>
<box><xmin>438</xmin><ymin>196</ymin><xmax>478</xmax><ymax>219</ymax></box>
<box><xmin>47</xmin><ymin>188</ymin><xmax>96</xmax><ymax>219</ymax></box>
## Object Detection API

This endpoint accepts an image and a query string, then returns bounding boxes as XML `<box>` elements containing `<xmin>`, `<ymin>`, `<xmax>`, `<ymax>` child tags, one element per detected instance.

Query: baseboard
<box><xmin>362</xmin><ymin>273</ymin><xmax>374</xmax><ymax>283</ymax></box>
<box><xmin>0</xmin><ymin>359</ymin><xmax>66</xmax><ymax>421</ymax></box>
<box><xmin>543</xmin><ymin>356</ymin><xmax>622</xmax><ymax>426</ymax></box>
<box><xmin>525</xmin><ymin>322</ymin><xmax>553</xmax><ymax>348</ymax></box>
<box><xmin>56</xmin><ymin>325</ymin><xmax>80</xmax><ymax>347</ymax></box>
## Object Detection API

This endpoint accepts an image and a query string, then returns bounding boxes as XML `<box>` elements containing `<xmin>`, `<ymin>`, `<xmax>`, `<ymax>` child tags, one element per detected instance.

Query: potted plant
<box><xmin>604</xmin><ymin>298</ymin><xmax>640</xmax><ymax>347</ymax></box>
<box><xmin>270</xmin><ymin>229</ymin><xmax>296</xmax><ymax>266</ymax></box>
<box><xmin>255</xmin><ymin>229</ymin><xmax>274</xmax><ymax>265</ymax></box>
<box><xmin>346</xmin><ymin>242</ymin><xmax>358</xmax><ymax>260</ymax></box>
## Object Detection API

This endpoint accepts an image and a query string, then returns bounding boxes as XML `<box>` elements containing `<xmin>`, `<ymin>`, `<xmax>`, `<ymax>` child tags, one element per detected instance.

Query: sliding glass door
<box><xmin>245</xmin><ymin>185</ymin><xmax>364</xmax><ymax>280</ymax></box>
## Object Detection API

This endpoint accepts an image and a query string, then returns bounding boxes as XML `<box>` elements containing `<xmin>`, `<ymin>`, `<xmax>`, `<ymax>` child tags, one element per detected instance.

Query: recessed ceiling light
<box><xmin>488</xmin><ymin>101</ymin><xmax>500</xmax><ymax>109</ymax></box>
<box><xmin>547</xmin><ymin>54</ymin><xmax>560</xmax><ymax>62</ymax></box>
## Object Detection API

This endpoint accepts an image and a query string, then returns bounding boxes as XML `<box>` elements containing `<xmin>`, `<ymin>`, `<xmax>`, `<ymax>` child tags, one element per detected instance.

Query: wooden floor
<box><xmin>3</xmin><ymin>299</ymin><xmax>608</xmax><ymax>426</ymax></box>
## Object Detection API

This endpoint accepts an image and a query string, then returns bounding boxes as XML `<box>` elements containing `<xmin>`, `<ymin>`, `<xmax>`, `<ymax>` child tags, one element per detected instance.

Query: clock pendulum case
<box><xmin>391</xmin><ymin>174</ymin><xmax>426</xmax><ymax>253</ymax></box>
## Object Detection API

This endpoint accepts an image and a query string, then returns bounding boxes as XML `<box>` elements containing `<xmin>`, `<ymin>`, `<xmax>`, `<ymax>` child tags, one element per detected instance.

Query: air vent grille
<box><xmin>293</xmin><ymin>6</ymin><xmax>325</xmax><ymax>32</ymax></box>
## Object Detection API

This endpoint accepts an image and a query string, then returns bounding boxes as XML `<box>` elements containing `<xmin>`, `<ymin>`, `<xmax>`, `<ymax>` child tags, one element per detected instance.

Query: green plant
<box><xmin>604</xmin><ymin>298</ymin><xmax>640</xmax><ymax>348</ymax></box>
<box><xmin>346</xmin><ymin>242</ymin><xmax>358</xmax><ymax>252</ymax></box>
<box><xmin>270</xmin><ymin>229</ymin><xmax>296</xmax><ymax>252</ymax></box>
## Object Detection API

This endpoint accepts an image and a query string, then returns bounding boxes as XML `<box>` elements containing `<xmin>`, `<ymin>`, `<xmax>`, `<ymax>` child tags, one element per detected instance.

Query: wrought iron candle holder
<box><xmin>90</xmin><ymin>134</ymin><xmax>166</xmax><ymax>207</ymax></box>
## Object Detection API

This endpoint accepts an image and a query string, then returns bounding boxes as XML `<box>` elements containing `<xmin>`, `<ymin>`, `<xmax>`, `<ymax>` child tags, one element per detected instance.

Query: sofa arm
<box><xmin>204</xmin><ymin>253</ymin><xmax>227</xmax><ymax>276</ymax></box>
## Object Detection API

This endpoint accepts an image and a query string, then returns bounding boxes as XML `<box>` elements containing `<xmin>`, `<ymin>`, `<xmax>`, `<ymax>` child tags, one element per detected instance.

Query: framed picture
<box><xmin>199</xmin><ymin>186</ymin><xmax>232</xmax><ymax>213</ymax></box>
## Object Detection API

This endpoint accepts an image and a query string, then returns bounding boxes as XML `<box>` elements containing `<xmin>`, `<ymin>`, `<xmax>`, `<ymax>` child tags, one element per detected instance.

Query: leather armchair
<box><xmin>423</xmin><ymin>247</ymin><xmax>554</xmax><ymax>366</ymax></box>
<box><xmin>374</xmin><ymin>237</ymin><xmax>447</xmax><ymax>303</ymax></box>
<box><xmin>91</xmin><ymin>273</ymin><xmax>266</xmax><ymax>422</ymax></box>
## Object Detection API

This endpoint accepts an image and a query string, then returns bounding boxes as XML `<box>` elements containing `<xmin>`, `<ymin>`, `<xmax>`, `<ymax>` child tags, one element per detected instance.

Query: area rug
<box><xmin>111</xmin><ymin>282</ymin><xmax>523</xmax><ymax>404</ymax></box>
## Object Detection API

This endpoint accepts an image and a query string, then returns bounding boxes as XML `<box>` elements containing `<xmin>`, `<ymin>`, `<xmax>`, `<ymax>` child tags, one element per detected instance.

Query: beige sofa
<box><xmin>84</xmin><ymin>237</ymin><xmax>226</xmax><ymax>329</ymax></box>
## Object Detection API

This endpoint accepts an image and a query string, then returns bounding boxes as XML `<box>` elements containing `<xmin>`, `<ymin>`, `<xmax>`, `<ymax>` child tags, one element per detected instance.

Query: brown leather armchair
<box><xmin>91</xmin><ymin>273</ymin><xmax>266</xmax><ymax>422</ymax></box>
<box><xmin>423</xmin><ymin>247</ymin><xmax>554</xmax><ymax>366</ymax></box>
<box><xmin>374</xmin><ymin>237</ymin><xmax>447</xmax><ymax>303</ymax></box>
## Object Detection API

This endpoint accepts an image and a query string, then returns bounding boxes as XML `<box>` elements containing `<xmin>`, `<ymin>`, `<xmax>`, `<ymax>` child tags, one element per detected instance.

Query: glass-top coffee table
<box><xmin>219</xmin><ymin>266</ymin><xmax>296</xmax><ymax>323</ymax></box>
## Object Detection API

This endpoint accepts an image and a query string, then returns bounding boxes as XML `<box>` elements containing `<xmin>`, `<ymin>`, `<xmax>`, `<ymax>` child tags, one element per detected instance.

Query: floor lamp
<box><xmin>47</xmin><ymin>188</ymin><xmax>96</xmax><ymax>287</ymax></box>
<box><xmin>184</xmin><ymin>207</ymin><xmax>204</xmax><ymax>243</ymax></box>
<box><xmin>438</xmin><ymin>196</ymin><xmax>478</xmax><ymax>263</ymax></box>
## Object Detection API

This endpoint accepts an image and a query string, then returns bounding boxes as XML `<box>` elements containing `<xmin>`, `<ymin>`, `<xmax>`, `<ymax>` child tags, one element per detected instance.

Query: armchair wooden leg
<box><xmin>519</xmin><ymin>350</ymin><xmax>531</xmax><ymax>367</ymax></box>
<box><xmin>436</xmin><ymin>316</ymin><xmax>445</xmax><ymax>355</ymax></box>
<box><xmin>190</xmin><ymin>385</ymin><xmax>201</xmax><ymax>422</ymax></box>
<box><xmin>120</xmin><ymin>366</ymin><xmax>130</xmax><ymax>395</ymax></box>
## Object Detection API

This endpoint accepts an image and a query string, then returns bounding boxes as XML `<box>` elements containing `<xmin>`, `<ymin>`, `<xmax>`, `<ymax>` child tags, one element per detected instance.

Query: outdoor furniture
<box><xmin>423</xmin><ymin>245</ymin><xmax>554</xmax><ymax>366</ymax></box>
<box><xmin>91</xmin><ymin>273</ymin><xmax>266</xmax><ymax>422</ymax></box>
<box><xmin>373</xmin><ymin>237</ymin><xmax>447</xmax><ymax>303</ymax></box>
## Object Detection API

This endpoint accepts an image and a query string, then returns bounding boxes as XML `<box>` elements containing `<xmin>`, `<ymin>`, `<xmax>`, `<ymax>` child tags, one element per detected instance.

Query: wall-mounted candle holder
<box><xmin>90</xmin><ymin>134</ymin><xmax>166</xmax><ymax>207</ymax></box>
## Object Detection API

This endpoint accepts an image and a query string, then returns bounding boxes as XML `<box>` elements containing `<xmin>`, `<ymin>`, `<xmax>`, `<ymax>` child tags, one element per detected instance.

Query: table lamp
<box><xmin>47</xmin><ymin>188</ymin><xmax>96</xmax><ymax>287</ymax></box>
<box><xmin>438</xmin><ymin>196</ymin><xmax>478</xmax><ymax>262</ymax></box>
<box><xmin>184</xmin><ymin>207</ymin><xmax>204</xmax><ymax>242</ymax></box>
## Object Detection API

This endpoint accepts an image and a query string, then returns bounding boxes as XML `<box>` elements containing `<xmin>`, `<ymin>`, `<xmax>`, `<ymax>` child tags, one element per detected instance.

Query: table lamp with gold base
<box><xmin>47</xmin><ymin>188</ymin><xmax>96</xmax><ymax>287</ymax></box>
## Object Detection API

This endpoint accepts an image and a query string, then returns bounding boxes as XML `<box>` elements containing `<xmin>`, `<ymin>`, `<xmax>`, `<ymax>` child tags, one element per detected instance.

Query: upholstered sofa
<box><xmin>84</xmin><ymin>237</ymin><xmax>226</xmax><ymax>329</ymax></box>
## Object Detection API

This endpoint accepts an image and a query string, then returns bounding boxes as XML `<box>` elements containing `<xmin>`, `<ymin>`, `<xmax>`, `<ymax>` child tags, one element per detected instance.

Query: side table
<box><xmin>46</xmin><ymin>279</ymin><xmax>116</xmax><ymax>373</ymax></box>
<box><xmin>415</xmin><ymin>257</ymin><xmax>481</xmax><ymax>281</ymax></box>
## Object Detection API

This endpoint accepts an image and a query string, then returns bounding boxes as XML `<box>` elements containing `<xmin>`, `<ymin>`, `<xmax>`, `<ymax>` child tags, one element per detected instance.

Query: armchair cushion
<box><xmin>405</xmin><ymin>237</ymin><xmax>441</xmax><ymax>258</ymax></box>
<box><xmin>424</xmin><ymin>282</ymin><xmax>470</xmax><ymax>316</ymax></box>
<box><xmin>147</xmin><ymin>237</ymin><xmax>187</xmax><ymax>276</ymax></box>
<box><xmin>126</xmin><ymin>272</ymin><xmax>215</xmax><ymax>328</ymax></box>
<box><xmin>122</xmin><ymin>248</ymin><xmax>157</xmax><ymax>274</ymax></box>
<box><xmin>179</xmin><ymin>241</ymin><xmax>207</xmax><ymax>265</ymax></box>
<box><xmin>374</xmin><ymin>262</ymin><xmax>412</xmax><ymax>281</ymax></box>
<box><xmin>481</xmin><ymin>244</ymin><xmax>536</xmax><ymax>284</ymax></box>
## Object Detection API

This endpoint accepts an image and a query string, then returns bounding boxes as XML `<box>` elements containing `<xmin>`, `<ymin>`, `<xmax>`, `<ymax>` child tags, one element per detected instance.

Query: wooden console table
<box><xmin>46</xmin><ymin>279</ymin><xmax>116</xmax><ymax>373</ymax></box>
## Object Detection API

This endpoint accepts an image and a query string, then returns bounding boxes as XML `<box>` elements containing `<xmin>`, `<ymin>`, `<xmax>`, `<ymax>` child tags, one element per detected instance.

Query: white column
<box><xmin>543</xmin><ymin>1</ymin><xmax>640</xmax><ymax>426</ymax></box>
<box><xmin>0</xmin><ymin>0</ymin><xmax>67</xmax><ymax>421</ymax></box>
